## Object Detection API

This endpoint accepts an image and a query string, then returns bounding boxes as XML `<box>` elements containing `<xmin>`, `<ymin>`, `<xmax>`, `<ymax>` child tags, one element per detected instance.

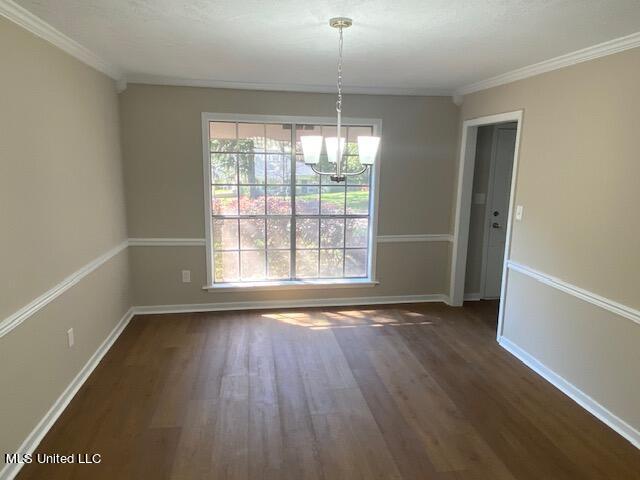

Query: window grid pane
<box><xmin>211</xmin><ymin>121</ymin><xmax>373</xmax><ymax>284</ymax></box>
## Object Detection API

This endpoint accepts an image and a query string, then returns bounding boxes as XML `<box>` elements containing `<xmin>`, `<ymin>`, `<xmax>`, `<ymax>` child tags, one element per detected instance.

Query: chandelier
<box><xmin>300</xmin><ymin>17</ymin><xmax>381</xmax><ymax>183</ymax></box>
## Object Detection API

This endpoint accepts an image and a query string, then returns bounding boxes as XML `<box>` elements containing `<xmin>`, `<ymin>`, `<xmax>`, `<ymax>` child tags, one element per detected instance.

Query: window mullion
<box><xmin>317</xmin><ymin>180</ymin><xmax>322</xmax><ymax>277</ymax></box>
<box><xmin>263</xmin><ymin>125</ymin><xmax>268</xmax><ymax>279</ymax></box>
<box><xmin>235</xmin><ymin>122</ymin><xmax>241</xmax><ymax>280</ymax></box>
<box><xmin>343</xmin><ymin>142</ymin><xmax>348</xmax><ymax>277</ymax></box>
<box><xmin>290</xmin><ymin>123</ymin><xmax>297</xmax><ymax>281</ymax></box>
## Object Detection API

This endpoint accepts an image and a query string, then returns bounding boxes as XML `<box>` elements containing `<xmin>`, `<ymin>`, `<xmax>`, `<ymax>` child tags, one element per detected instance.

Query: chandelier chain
<box><xmin>336</xmin><ymin>26</ymin><xmax>343</xmax><ymax>114</ymax></box>
<box><xmin>303</xmin><ymin>17</ymin><xmax>378</xmax><ymax>182</ymax></box>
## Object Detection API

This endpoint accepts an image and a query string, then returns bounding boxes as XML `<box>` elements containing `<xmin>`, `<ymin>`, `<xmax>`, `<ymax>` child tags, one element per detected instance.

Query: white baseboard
<box><xmin>133</xmin><ymin>294</ymin><xmax>449</xmax><ymax>316</ymax></box>
<box><xmin>498</xmin><ymin>336</ymin><xmax>640</xmax><ymax>450</ymax></box>
<box><xmin>463</xmin><ymin>292</ymin><xmax>482</xmax><ymax>301</ymax></box>
<box><xmin>0</xmin><ymin>308</ymin><xmax>135</xmax><ymax>480</ymax></box>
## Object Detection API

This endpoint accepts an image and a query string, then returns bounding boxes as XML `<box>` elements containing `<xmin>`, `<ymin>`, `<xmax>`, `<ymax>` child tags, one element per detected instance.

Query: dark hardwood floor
<box><xmin>19</xmin><ymin>301</ymin><xmax>640</xmax><ymax>479</ymax></box>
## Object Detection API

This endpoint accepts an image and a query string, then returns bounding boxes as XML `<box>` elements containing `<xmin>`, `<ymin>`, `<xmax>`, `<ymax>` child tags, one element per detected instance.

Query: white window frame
<box><xmin>201</xmin><ymin>112</ymin><xmax>382</xmax><ymax>291</ymax></box>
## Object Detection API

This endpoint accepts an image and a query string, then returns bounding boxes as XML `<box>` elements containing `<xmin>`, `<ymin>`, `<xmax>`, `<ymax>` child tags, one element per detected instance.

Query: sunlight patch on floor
<box><xmin>261</xmin><ymin>310</ymin><xmax>434</xmax><ymax>330</ymax></box>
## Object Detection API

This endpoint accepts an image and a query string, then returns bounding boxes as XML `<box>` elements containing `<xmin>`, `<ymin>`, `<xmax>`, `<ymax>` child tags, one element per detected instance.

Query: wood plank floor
<box><xmin>19</xmin><ymin>301</ymin><xmax>640</xmax><ymax>479</ymax></box>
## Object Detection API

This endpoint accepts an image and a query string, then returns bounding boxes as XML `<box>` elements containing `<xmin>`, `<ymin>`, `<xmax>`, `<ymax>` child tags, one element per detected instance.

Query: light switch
<box><xmin>181</xmin><ymin>270</ymin><xmax>191</xmax><ymax>283</ymax></box>
<box><xmin>515</xmin><ymin>205</ymin><xmax>524</xmax><ymax>221</ymax></box>
<box><xmin>67</xmin><ymin>328</ymin><xmax>74</xmax><ymax>348</ymax></box>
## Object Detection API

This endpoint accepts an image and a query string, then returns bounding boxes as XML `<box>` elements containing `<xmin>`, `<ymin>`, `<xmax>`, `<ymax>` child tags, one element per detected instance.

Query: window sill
<box><xmin>203</xmin><ymin>279</ymin><xmax>379</xmax><ymax>292</ymax></box>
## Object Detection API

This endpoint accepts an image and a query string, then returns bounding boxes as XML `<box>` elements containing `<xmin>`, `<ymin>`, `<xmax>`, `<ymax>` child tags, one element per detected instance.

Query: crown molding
<box><xmin>5</xmin><ymin>0</ymin><xmax>638</xmax><ymax>101</ymax></box>
<box><xmin>0</xmin><ymin>0</ymin><xmax>123</xmax><ymax>81</ymax></box>
<box><xmin>125</xmin><ymin>73</ymin><xmax>452</xmax><ymax>97</ymax></box>
<box><xmin>456</xmin><ymin>31</ymin><xmax>640</xmax><ymax>96</ymax></box>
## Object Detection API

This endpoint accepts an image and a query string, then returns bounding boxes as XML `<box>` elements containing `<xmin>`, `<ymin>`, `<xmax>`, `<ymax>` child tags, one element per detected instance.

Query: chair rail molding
<box><xmin>1</xmin><ymin>234</ymin><xmax>456</xmax><ymax>339</ymax></box>
<box><xmin>507</xmin><ymin>260</ymin><xmax>640</xmax><ymax>326</ymax></box>
<box><xmin>128</xmin><ymin>235</ymin><xmax>454</xmax><ymax>246</ymax></box>
<box><xmin>0</xmin><ymin>241</ymin><xmax>128</xmax><ymax>338</ymax></box>
<box><xmin>376</xmin><ymin>234</ymin><xmax>453</xmax><ymax>243</ymax></box>
<box><xmin>128</xmin><ymin>238</ymin><xmax>207</xmax><ymax>247</ymax></box>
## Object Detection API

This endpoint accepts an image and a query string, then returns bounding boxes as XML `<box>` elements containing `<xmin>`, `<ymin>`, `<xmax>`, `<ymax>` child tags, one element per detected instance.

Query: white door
<box><xmin>483</xmin><ymin>126</ymin><xmax>516</xmax><ymax>298</ymax></box>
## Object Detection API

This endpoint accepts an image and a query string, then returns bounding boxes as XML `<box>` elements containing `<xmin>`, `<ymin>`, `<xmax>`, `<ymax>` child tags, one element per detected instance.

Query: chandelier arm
<box><xmin>309</xmin><ymin>164</ymin><xmax>368</xmax><ymax>178</ymax></box>
<box><xmin>310</xmin><ymin>165</ymin><xmax>337</xmax><ymax>176</ymax></box>
<box><xmin>344</xmin><ymin>165</ymin><xmax>368</xmax><ymax>176</ymax></box>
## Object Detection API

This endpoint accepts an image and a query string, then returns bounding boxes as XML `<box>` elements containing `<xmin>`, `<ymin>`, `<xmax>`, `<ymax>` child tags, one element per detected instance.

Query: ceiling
<box><xmin>13</xmin><ymin>0</ymin><xmax>640</xmax><ymax>94</ymax></box>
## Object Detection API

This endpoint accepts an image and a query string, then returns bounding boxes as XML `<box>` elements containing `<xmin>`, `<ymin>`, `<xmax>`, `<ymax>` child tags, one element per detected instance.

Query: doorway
<box><xmin>450</xmin><ymin>111</ymin><xmax>523</xmax><ymax>339</ymax></box>
<box><xmin>468</xmin><ymin>122</ymin><xmax>517</xmax><ymax>300</ymax></box>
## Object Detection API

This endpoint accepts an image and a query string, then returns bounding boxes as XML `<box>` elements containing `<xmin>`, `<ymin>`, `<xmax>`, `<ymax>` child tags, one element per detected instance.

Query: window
<box><xmin>203</xmin><ymin>114</ymin><xmax>380</xmax><ymax>288</ymax></box>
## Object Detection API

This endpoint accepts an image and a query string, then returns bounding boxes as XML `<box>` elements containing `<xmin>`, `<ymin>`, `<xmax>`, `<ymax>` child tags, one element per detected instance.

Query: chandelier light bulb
<box><xmin>300</xmin><ymin>136</ymin><xmax>323</xmax><ymax>165</ymax></box>
<box><xmin>325</xmin><ymin>137</ymin><xmax>346</xmax><ymax>165</ymax></box>
<box><xmin>357</xmin><ymin>136</ymin><xmax>380</xmax><ymax>165</ymax></box>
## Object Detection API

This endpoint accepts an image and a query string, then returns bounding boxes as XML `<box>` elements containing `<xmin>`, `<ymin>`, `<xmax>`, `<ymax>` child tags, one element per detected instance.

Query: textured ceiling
<box><xmin>14</xmin><ymin>0</ymin><xmax>640</xmax><ymax>92</ymax></box>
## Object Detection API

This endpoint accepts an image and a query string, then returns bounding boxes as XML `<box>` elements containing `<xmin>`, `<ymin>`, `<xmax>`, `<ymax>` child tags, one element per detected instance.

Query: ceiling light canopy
<box><xmin>300</xmin><ymin>17</ymin><xmax>381</xmax><ymax>182</ymax></box>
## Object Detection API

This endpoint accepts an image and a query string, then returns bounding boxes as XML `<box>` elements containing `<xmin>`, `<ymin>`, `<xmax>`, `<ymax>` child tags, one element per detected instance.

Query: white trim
<box><xmin>507</xmin><ymin>261</ymin><xmax>640</xmax><ymax>326</ymax></box>
<box><xmin>127</xmin><ymin>73</ymin><xmax>452</xmax><ymax>97</ymax></box>
<box><xmin>463</xmin><ymin>293</ymin><xmax>483</xmax><ymax>301</ymax></box>
<box><xmin>450</xmin><ymin>111</ymin><xmax>523</xmax><ymax>317</ymax></box>
<box><xmin>449</xmin><ymin>122</ymin><xmax>478</xmax><ymax>305</ymax></box>
<box><xmin>201</xmin><ymin>112</ymin><xmax>383</xmax><ymax>287</ymax></box>
<box><xmin>0</xmin><ymin>0</ymin><xmax>122</xmax><ymax>81</ymax></box>
<box><xmin>456</xmin><ymin>31</ymin><xmax>640</xmax><ymax>96</ymax></box>
<box><xmin>376</xmin><ymin>234</ymin><xmax>453</xmax><ymax>243</ymax></box>
<box><xmin>201</xmin><ymin>112</ymin><xmax>382</xmax><ymax>127</ymax></box>
<box><xmin>116</xmin><ymin>77</ymin><xmax>128</xmax><ymax>93</ymax></box>
<box><xmin>0</xmin><ymin>308</ymin><xmax>135</xmax><ymax>480</ymax></box>
<box><xmin>127</xmin><ymin>235</ymin><xmax>454</xmax><ymax>246</ymax></box>
<box><xmin>499</xmin><ymin>337</ymin><xmax>640</xmax><ymax>450</ymax></box>
<box><xmin>128</xmin><ymin>238</ymin><xmax>206</xmax><ymax>247</ymax></box>
<box><xmin>132</xmin><ymin>294</ymin><xmax>448</xmax><ymax>316</ymax></box>
<box><xmin>368</xmin><ymin>120</ymin><xmax>383</xmax><ymax>282</ymax></box>
<box><xmin>0</xmin><ymin>241</ymin><xmax>128</xmax><ymax>338</ymax></box>
<box><xmin>201</xmin><ymin>115</ymin><xmax>214</xmax><ymax>286</ymax></box>
<box><xmin>204</xmin><ymin>279</ymin><xmax>378</xmax><ymax>292</ymax></box>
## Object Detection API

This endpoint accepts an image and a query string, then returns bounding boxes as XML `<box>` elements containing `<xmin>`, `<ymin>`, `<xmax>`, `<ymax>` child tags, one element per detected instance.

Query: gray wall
<box><xmin>119</xmin><ymin>85</ymin><xmax>460</xmax><ymax>306</ymax></box>
<box><xmin>460</xmin><ymin>46</ymin><xmax>640</xmax><ymax>434</ymax></box>
<box><xmin>0</xmin><ymin>16</ymin><xmax>130</xmax><ymax>464</ymax></box>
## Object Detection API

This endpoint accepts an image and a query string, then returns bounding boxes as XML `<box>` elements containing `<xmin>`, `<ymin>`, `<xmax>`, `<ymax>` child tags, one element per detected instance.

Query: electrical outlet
<box><xmin>67</xmin><ymin>328</ymin><xmax>74</xmax><ymax>348</ymax></box>
<box><xmin>515</xmin><ymin>205</ymin><xmax>524</xmax><ymax>221</ymax></box>
<box><xmin>181</xmin><ymin>270</ymin><xmax>191</xmax><ymax>283</ymax></box>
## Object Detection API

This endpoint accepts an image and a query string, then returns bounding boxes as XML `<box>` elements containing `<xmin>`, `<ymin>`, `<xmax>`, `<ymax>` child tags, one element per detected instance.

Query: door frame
<box><xmin>479</xmin><ymin>123</ymin><xmax>518</xmax><ymax>299</ymax></box>
<box><xmin>449</xmin><ymin>110</ymin><xmax>523</xmax><ymax>339</ymax></box>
